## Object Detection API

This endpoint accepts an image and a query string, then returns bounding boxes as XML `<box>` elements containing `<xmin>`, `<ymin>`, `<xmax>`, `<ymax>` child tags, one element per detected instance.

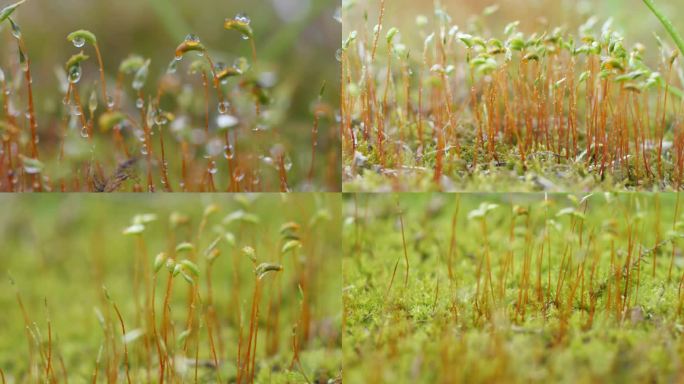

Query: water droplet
<box><xmin>106</xmin><ymin>96</ymin><xmax>115</xmax><ymax>108</ymax></box>
<box><xmin>72</xmin><ymin>37</ymin><xmax>86</xmax><ymax>48</ymax></box>
<box><xmin>71</xmin><ymin>105</ymin><xmax>82</xmax><ymax>116</ymax></box>
<box><xmin>9</xmin><ymin>19</ymin><xmax>21</xmax><ymax>39</ymax></box>
<box><xmin>284</xmin><ymin>157</ymin><xmax>293</xmax><ymax>172</ymax></box>
<box><xmin>68</xmin><ymin>66</ymin><xmax>82</xmax><ymax>84</ymax></box>
<box><xmin>185</xmin><ymin>33</ymin><xmax>201</xmax><ymax>43</ymax></box>
<box><xmin>132</xmin><ymin>60</ymin><xmax>151</xmax><ymax>91</ymax></box>
<box><xmin>89</xmin><ymin>90</ymin><xmax>98</xmax><ymax>112</ymax></box>
<box><xmin>141</xmin><ymin>145</ymin><xmax>149</xmax><ymax>155</ymax></box>
<box><xmin>80</xmin><ymin>126</ymin><xmax>89</xmax><ymax>138</ymax></box>
<box><xmin>233</xmin><ymin>168</ymin><xmax>245</xmax><ymax>182</ymax></box>
<box><xmin>235</xmin><ymin>13</ymin><xmax>251</xmax><ymax>25</ymax></box>
<box><xmin>261</xmin><ymin>156</ymin><xmax>274</xmax><ymax>166</ymax></box>
<box><xmin>136</xmin><ymin>98</ymin><xmax>144</xmax><ymax>109</ymax></box>
<box><xmin>335</xmin><ymin>49</ymin><xmax>343</xmax><ymax>62</ymax></box>
<box><xmin>208</xmin><ymin>160</ymin><xmax>218</xmax><ymax>174</ymax></box>
<box><xmin>217</xmin><ymin>114</ymin><xmax>239</xmax><ymax>129</ymax></box>
<box><xmin>223</xmin><ymin>145</ymin><xmax>235</xmax><ymax>160</ymax></box>
<box><xmin>154</xmin><ymin>110</ymin><xmax>168</xmax><ymax>125</ymax></box>
<box><xmin>218</xmin><ymin>100</ymin><xmax>230</xmax><ymax>114</ymax></box>
<box><xmin>167</xmin><ymin>59</ymin><xmax>178</xmax><ymax>74</ymax></box>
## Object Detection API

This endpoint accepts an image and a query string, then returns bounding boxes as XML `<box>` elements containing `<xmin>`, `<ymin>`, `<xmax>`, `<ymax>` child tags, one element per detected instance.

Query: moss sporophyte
<box><xmin>344</xmin><ymin>193</ymin><xmax>684</xmax><ymax>382</ymax></box>
<box><xmin>342</xmin><ymin>1</ymin><xmax>684</xmax><ymax>191</ymax></box>
<box><xmin>0</xmin><ymin>2</ymin><xmax>338</xmax><ymax>192</ymax></box>
<box><xmin>4</xmin><ymin>196</ymin><xmax>341</xmax><ymax>383</ymax></box>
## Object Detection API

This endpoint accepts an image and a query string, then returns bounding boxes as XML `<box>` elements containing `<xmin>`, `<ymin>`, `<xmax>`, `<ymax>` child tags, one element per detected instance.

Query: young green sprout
<box><xmin>66</xmin><ymin>29</ymin><xmax>111</xmax><ymax>109</ymax></box>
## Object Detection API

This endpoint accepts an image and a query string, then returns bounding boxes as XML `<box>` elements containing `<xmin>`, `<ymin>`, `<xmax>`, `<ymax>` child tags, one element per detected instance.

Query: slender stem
<box><xmin>93</xmin><ymin>43</ymin><xmax>110</xmax><ymax>109</ymax></box>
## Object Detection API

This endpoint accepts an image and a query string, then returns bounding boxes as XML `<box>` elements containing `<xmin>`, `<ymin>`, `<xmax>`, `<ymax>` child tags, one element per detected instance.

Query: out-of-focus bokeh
<box><xmin>345</xmin><ymin>0</ymin><xmax>684</xmax><ymax>64</ymax></box>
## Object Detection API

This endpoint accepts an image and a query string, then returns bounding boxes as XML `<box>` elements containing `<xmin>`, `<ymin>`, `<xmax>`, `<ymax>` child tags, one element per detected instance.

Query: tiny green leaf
<box><xmin>281</xmin><ymin>239</ymin><xmax>302</xmax><ymax>254</ymax></box>
<box><xmin>67</xmin><ymin>30</ymin><xmax>97</xmax><ymax>46</ymax></box>
<box><xmin>224</xmin><ymin>14</ymin><xmax>253</xmax><ymax>40</ymax></box>
<box><xmin>0</xmin><ymin>0</ymin><xmax>26</xmax><ymax>24</ymax></box>
<box><xmin>255</xmin><ymin>263</ymin><xmax>283</xmax><ymax>280</ymax></box>
<box><xmin>179</xmin><ymin>260</ymin><xmax>200</xmax><ymax>277</ymax></box>
<box><xmin>122</xmin><ymin>223</ymin><xmax>145</xmax><ymax>235</ymax></box>
<box><xmin>175</xmin><ymin>242</ymin><xmax>194</xmax><ymax>253</ymax></box>
<box><xmin>65</xmin><ymin>51</ymin><xmax>89</xmax><ymax>70</ymax></box>
<box><xmin>98</xmin><ymin>111</ymin><xmax>126</xmax><ymax>132</ymax></box>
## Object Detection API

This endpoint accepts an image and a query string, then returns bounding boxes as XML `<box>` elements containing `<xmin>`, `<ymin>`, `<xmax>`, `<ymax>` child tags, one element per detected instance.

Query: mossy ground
<box><xmin>343</xmin><ymin>193</ymin><xmax>684</xmax><ymax>383</ymax></box>
<box><xmin>0</xmin><ymin>194</ymin><xmax>342</xmax><ymax>383</ymax></box>
<box><xmin>341</xmin><ymin>0</ymin><xmax>684</xmax><ymax>193</ymax></box>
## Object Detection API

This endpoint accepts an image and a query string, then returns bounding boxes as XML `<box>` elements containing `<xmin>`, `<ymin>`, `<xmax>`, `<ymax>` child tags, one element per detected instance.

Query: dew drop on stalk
<box><xmin>260</xmin><ymin>155</ymin><xmax>274</xmax><ymax>166</ymax></box>
<box><xmin>217</xmin><ymin>114</ymin><xmax>239</xmax><ymax>129</ymax></box>
<box><xmin>80</xmin><ymin>126</ymin><xmax>89</xmax><ymax>138</ymax></box>
<box><xmin>167</xmin><ymin>59</ymin><xmax>178</xmax><ymax>74</ymax></box>
<box><xmin>233</xmin><ymin>168</ymin><xmax>245</xmax><ymax>182</ymax></box>
<box><xmin>284</xmin><ymin>156</ymin><xmax>293</xmax><ymax>172</ymax></box>
<box><xmin>218</xmin><ymin>100</ymin><xmax>230</xmax><ymax>114</ymax></box>
<box><xmin>71</xmin><ymin>105</ymin><xmax>82</xmax><ymax>116</ymax></box>
<box><xmin>72</xmin><ymin>37</ymin><xmax>85</xmax><ymax>48</ymax></box>
<box><xmin>223</xmin><ymin>145</ymin><xmax>235</xmax><ymax>160</ymax></box>
<box><xmin>106</xmin><ymin>96</ymin><xmax>114</xmax><ymax>108</ymax></box>
<box><xmin>141</xmin><ymin>144</ymin><xmax>148</xmax><ymax>155</ymax></box>
<box><xmin>68</xmin><ymin>66</ymin><xmax>82</xmax><ymax>84</ymax></box>
<box><xmin>136</xmin><ymin>98</ymin><xmax>144</xmax><ymax>109</ymax></box>
<box><xmin>9</xmin><ymin>19</ymin><xmax>21</xmax><ymax>39</ymax></box>
<box><xmin>19</xmin><ymin>52</ymin><xmax>29</xmax><ymax>72</ymax></box>
<box><xmin>89</xmin><ymin>90</ymin><xmax>98</xmax><ymax>112</ymax></box>
<box><xmin>154</xmin><ymin>110</ymin><xmax>168</xmax><ymax>126</ymax></box>
<box><xmin>208</xmin><ymin>160</ymin><xmax>218</xmax><ymax>174</ymax></box>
